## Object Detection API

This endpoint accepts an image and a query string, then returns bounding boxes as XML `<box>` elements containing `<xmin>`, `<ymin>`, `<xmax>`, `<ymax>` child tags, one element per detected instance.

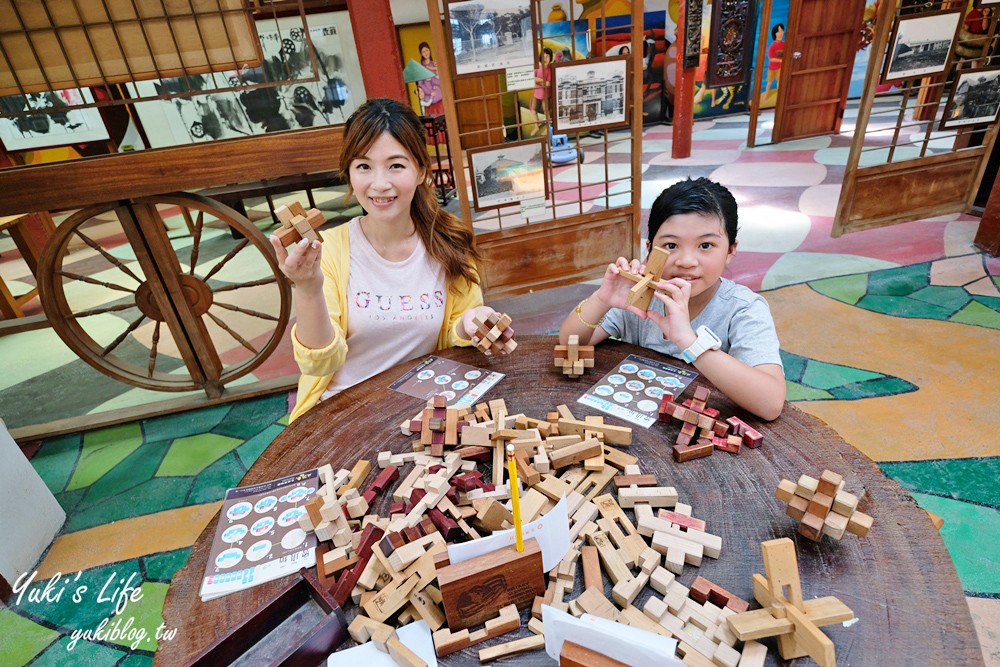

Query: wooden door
<box><xmin>771</xmin><ymin>0</ymin><xmax>866</xmax><ymax>143</ymax></box>
<box><xmin>454</xmin><ymin>75</ymin><xmax>506</xmax><ymax>149</ymax></box>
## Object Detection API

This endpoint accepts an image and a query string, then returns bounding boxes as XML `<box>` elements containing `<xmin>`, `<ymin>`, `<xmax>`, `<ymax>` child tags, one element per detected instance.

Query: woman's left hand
<box><xmin>461</xmin><ymin>306</ymin><xmax>514</xmax><ymax>356</ymax></box>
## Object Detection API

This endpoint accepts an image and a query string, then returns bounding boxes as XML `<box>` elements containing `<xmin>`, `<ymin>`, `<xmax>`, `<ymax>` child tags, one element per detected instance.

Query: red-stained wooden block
<box><xmin>403</xmin><ymin>526</ymin><xmax>423</xmax><ymax>542</ymax></box>
<box><xmin>445</xmin><ymin>487</ymin><xmax>459</xmax><ymax>503</ymax></box>
<box><xmin>428</xmin><ymin>507</ymin><xmax>462</xmax><ymax>541</ymax></box>
<box><xmin>482</xmin><ymin>483</ymin><xmax>496</xmax><ymax>492</ymax></box>
<box><xmin>419</xmin><ymin>516</ymin><xmax>438</xmax><ymax>536</ymax></box>
<box><xmin>389</xmin><ymin>500</ymin><xmax>406</xmax><ymax>514</ymax></box>
<box><xmin>701</xmin><ymin>407</ymin><xmax>720</xmax><ymax>419</ymax></box>
<box><xmin>693</xmin><ymin>386</ymin><xmax>711</xmax><ymax>402</ymax></box>
<box><xmin>430</xmin><ymin>442</ymin><xmax>444</xmax><ymax>457</ymax></box>
<box><xmin>428</xmin><ymin>464</ymin><xmax>444</xmax><ymax>474</ymax></box>
<box><xmin>712</xmin><ymin>421</ymin><xmax>730</xmax><ymax>437</ymax></box>
<box><xmin>368</xmin><ymin>465</ymin><xmax>400</xmax><ymax>494</ymax></box>
<box><xmin>361</xmin><ymin>489</ymin><xmax>377</xmax><ymax>505</ymax></box>
<box><xmin>713</xmin><ymin>437</ymin><xmax>740</xmax><ymax>454</ymax></box>
<box><xmin>657</xmin><ymin>509</ymin><xmax>707</xmax><ymax>532</ymax></box>
<box><xmin>409</xmin><ymin>488</ymin><xmax>427</xmax><ymax>504</ymax></box>
<box><xmin>433</xmin><ymin>395</ymin><xmax>447</xmax><ymax>409</ymax></box>
<box><xmin>331</xmin><ymin>522</ymin><xmax>385</xmax><ymax>606</ymax></box>
<box><xmin>454</xmin><ymin>446</ymin><xmax>491</xmax><ymax>461</ymax></box>
<box><xmin>431</xmin><ymin>432</ymin><xmax>446</xmax><ymax>444</ymax></box>
<box><xmin>676</xmin><ymin>431</ymin><xmax>693</xmax><ymax>447</ymax></box>
<box><xmin>689</xmin><ymin>575</ymin><xmax>750</xmax><ymax>613</ymax></box>
<box><xmin>409</xmin><ymin>419</ymin><xmax>423</xmax><ymax>432</ymax></box>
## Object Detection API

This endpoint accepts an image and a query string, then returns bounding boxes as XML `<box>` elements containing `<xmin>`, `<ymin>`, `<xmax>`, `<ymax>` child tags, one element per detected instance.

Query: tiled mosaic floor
<box><xmin>2</xmin><ymin>100</ymin><xmax>998</xmax><ymax>664</ymax></box>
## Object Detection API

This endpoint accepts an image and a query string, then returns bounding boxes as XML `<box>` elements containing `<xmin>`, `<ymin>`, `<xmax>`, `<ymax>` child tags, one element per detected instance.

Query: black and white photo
<box><xmin>882</xmin><ymin>10</ymin><xmax>962</xmax><ymax>84</ymax></box>
<box><xmin>468</xmin><ymin>139</ymin><xmax>547</xmax><ymax>210</ymax></box>
<box><xmin>941</xmin><ymin>67</ymin><xmax>1000</xmax><ymax>129</ymax></box>
<box><xmin>552</xmin><ymin>57</ymin><xmax>629</xmax><ymax>133</ymax></box>
<box><xmin>445</xmin><ymin>1</ymin><xmax>534</xmax><ymax>77</ymax></box>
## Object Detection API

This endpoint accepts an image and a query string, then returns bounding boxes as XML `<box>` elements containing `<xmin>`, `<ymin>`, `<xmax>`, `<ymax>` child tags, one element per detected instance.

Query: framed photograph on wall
<box><xmin>445</xmin><ymin>0</ymin><xmax>535</xmax><ymax>78</ymax></box>
<box><xmin>128</xmin><ymin>11</ymin><xmax>365</xmax><ymax>148</ymax></box>
<box><xmin>940</xmin><ymin>67</ymin><xmax>1000</xmax><ymax>129</ymax></box>
<box><xmin>551</xmin><ymin>56</ymin><xmax>629</xmax><ymax>134</ymax></box>
<box><xmin>974</xmin><ymin>0</ymin><xmax>1000</xmax><ymax>7</ymax></box>
<box><xmin>881</xmin><ymin>9</ymin><xmax>962</xmax><ymax>84</ymax></box>
<box><xmin>0</xmin><ymin>88</ymin><xmax>109</xmax><ymax>151</ymax></box>
<box><xmin>468</xmin><ymin>138</ymin><xmax>548</xmax><ymax>210</ymax></box>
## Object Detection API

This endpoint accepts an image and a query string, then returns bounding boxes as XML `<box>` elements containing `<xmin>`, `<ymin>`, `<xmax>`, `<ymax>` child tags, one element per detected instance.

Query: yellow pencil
<box><xmin>506</xmin><ymin>444</ymin><xmax>524</xmax><ymax>552</ymax></box>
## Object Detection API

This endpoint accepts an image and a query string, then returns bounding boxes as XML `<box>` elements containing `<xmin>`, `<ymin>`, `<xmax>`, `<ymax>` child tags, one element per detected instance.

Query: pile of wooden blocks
<box><xmin>554</xmin><ymin>334</ymin><xmax>595</xmax><ymax>378</ymax></box>
<box><xmin>775</xmin><ymin>469</ymin><xmax>874</xmax><ymax>542</ymax></box>
<box><xmin>273</xmin><ymin>201</ymin><xmax>325</xmax><ymax>246</ymax></box>
<box><xmin>300</xmin><ymin>397</ymin><xmax>795</xmax><ymax>667</ymax></box>
<box><xmin>658</xmin><ymin>386</ymin><xmax>763</xmax><ymax>462</ymax></box>
<box><xmin>472</xmin><ymin>312</ymin><xmax>517</xmax><ymax>355</ymax></box>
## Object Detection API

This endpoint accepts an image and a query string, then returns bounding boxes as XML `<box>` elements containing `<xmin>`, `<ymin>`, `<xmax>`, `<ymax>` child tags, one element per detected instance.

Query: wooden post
<box><xmin>975</xmin><ymin>173</ymin><xmax>1000</xmax><ymax>256</ymax></box>
<box><xmin>345</xmin><ymin>0</ymin><xmax>407</xmax><ymax>102</ymax></box>
<box><xmin>746</xmin><ymin>0</ymin><xmax>773</xmax><ymax>148</ymax></box>
<box><xmin>672</xmin><ymin>0</ymin><xmax>694</xmax><ymax>159</ymax></box>
<box><xmin>632</xmin><ymin>0</ymin><xmax>645</xmax><ymax>257</ymax></box>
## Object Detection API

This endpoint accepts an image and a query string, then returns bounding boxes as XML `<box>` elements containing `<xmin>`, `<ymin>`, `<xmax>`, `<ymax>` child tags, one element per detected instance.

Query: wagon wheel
<box><xmin>38</xmin><ymin>193</ymin><xmax>291</xmax><ymax>397</ymax></box>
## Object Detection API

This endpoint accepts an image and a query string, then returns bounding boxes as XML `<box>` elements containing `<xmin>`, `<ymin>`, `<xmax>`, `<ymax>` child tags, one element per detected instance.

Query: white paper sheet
<box><xmin>446</xmin><ymin>495</ymin><xmax>570</xmax><ymax>571</ymax></box>
<box><xmin>542</xmin><ymin>605</ymin><xmax>684</xmax><ymax>667</ymax></box>
<box><xmin>327</xmin><ymin>620</ymin><xmax>437</xmax><ymax>667</ymax></box>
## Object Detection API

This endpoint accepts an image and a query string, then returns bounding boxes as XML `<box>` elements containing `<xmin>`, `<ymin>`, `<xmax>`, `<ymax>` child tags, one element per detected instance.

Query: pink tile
<box><xmin>733</xmin><ymin>150</ymin><xmax>820</xmax><ymax>163</ymax></box>
<box><xmin>985</xmin><ymin>255</ymin><xmax>1000</xmax><ymax>276</ymax></box>
<box><xmin>727</xmin><ymin>253</ymin><xmax>784</xmax><ymax>291</ymax></box>
<box><xmin>797</xmin><ymin>216</ymin><xmax>946</xmax><ymax>264</ymax></box>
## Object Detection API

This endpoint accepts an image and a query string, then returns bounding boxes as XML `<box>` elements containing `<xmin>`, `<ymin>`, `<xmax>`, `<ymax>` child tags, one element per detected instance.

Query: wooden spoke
<box><xmin>189</xmin><ymin>209</ymin><xmax>205</xmax><ymax>275</ymax></box>
<box><xmin>206</xmin><ymin>311</ymin><xmax>258</xmax><ymax>354</ymax></box>
<box><xmin>101</xmin><ymin>313</ymin><xmax>147</xmax><ymax>357</ymax></box>
<box><xmin>212</xmin><ymin>301</ymin><xmax>280</xmax><ymax>321</ymax></box>
<box><xmin>58</xmin><ymin>271</ymin><xmax>137</xmax><ymax>294</ymax></box>
<box><xmin>73</xmin><ymin>230</ymin><xmax>143</xmax><ymax>284</ymax></box>
<box><xmin>201</xmin><ymin>238</ymin><xmax>250</xmax><ymax>281</ymax></box>
<box><xmin>67</xmin><ymin>302</ymin><xmax>137</xmax><ymax>319</ymax></box>
<box><xmin>213</xmin><ymin>276</ymin><xmax>279</xmax><ymax>292</ymax></box>
<box><xmin>148</xmin><ymin>321</ymin><xmax>161</xmax><ymax>377</ymax></box>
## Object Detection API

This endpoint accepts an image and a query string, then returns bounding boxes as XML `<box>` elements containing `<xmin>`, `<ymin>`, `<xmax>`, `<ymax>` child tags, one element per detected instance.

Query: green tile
<box><xmin>31</xmin><ymin>433</ymin><xmax>81</xmax><ymax>495</ymax></box>
<box><xmin>801</xmin><ymin>360</ymin><xmax>882</xmax><ymax>391</ymax></box>
<box><xmin>779</xmin><ymin>350</ymin><xmax>807</xmax><ymax>383</ymax></box>
<box><xmin>809</xmin><ymin>273</ymin><xmax>869</xmax><ymax>305</ymax></box>
<box><xmin>909</xmin><ymin>492</ymin><xmax>1000</xmax><ymax>596</ymax></box>
<box><xmin>157</xmin><ymin>433</ymin><xmax>243</xmax><ymax>477</ymax></box>
<box><xmin>785</xmin><ymin>383</ymin><xmax>834</xmax><ymax>401</ymax></box>
<box><xmin>0</xmin><ymin>608</ymin><xmax>60</xmax><ymax>666</ymax></box>
<box><xmin>187</xmin><ymin>451</ymin><xmax>246</xmax><ymax>505</ymax></box>
<box><xmin>56</xmin><ymin>487</ymin><xmax>88</xmax><ymax>517</ymax></box>
<box><xmin>31</xmin><ymin>635</ymin><xmax>125</xmax><ymax>667</ymax></box>
<box><xmin>278</xmin><ymin>414</ymin><xmax>290</xmax><ymax>426</ymax></box>
<box><xmin>971</xmin><ymin>294</ymin><xmax>1000</xmax><ymax>312</ymax></box>
<box><xmin>882</xmin><ymin>458</ymin><xmax>1000</xmax><ymax>508</ymax></box>
<box><xmin>909</xmin><ymin>285</ymin><xmax>970</xmax><ymax>314</ymax></box>
<box><xmin>143</xmin><ymin>548</ymin><xmax>192</xmax><ymax>582</ymax></box>
<box><xmin>84</xmin><ymin>439</ymin><xmax>169</xmax><ymax>504</ymax></box>
<box><xmin>212</xmin><ymin>393</ymin><xmax>288</xmax><ymax>439</ymax></box>
<box><xmin>236</xmin><ymin>423</ymin><xmax>285</xmax><ymax>468</ymax></box>
<box><xmin>11</xmin><ymin>561</ymin><xmax>142</xmax><ymax>632</ymax></box>
<box><xmin>866</xmin><ymin>263</ymin><xmax>929</xmax><ymax>297</ymax></box>
<box><xmin>827</xmin><ymin>376</ymin><xmax>919</xmax><ymax>400</ymax></box>
<box><xmin>117</xmin><ymin>654</ymin><xmax>154</xmax><ymax>667</ymax></box>
<box><xmin>65</xmin><ymin>477</ymin><xmax>194</xmax><ymax>532</ymax></box>
<box><xmin>67</xmin><ymin>423</ymin><xmax>143</xmax><ymax>491</ymax></box>
<box><xmin>107</xmin><ymin>581</ymin><xmax>169</xmax><ymax>652</ymax></box>
<box><xmin>142</xmin><ymin>404</ymin><xmax>230</xmax><ymax>443</ymax></box>
<box><xmin>951</xmin><ymin>300</ymin><xmax>1000</xmax><ymax>329</ymax></box>
<box><xmin>856</xmin><ymin>295</ymin><xmax>956</xmax><ymax>320</ymax></box>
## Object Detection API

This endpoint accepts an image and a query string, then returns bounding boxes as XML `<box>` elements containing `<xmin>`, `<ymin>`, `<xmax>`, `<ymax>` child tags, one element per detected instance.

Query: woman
<box><xmin>416</xmin><ymin>42</ymin><xmax>444</xmax><ymax>115</ymax></box>
<box><xmin>271</xmin><ymin>98</ymin><xmax>504</xmax><ymax>420</ymax></box>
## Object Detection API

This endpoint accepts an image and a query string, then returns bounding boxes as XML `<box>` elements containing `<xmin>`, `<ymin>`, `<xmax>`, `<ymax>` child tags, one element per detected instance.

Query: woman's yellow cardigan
<box><xmin>289</xmin><ymin>222</ymin><xmax>482</xmax><ymax>421</ymax></box>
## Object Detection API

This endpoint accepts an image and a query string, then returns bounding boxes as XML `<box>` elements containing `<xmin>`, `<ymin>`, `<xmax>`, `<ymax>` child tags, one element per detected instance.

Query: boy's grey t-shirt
<box><xmin>600</xmin><ymin>278</ymin><xmax>782</xmax><ymax>368</ymax></box>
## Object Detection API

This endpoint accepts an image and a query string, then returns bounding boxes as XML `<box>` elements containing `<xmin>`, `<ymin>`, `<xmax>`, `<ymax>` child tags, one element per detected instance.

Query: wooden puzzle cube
<box><xmin>472</xmin><ymin>312</ymin><xmax>517</xmax><ymax>355</ymax></box>
<box><xmin>554</xmin><ymin>334</ymin><xmax>595</xmax><ymax>378</ymax></box>
<box><xmin>775</xmin><ymin>469</ymin><xmax>873</xmax><ymax>542</ymax></box>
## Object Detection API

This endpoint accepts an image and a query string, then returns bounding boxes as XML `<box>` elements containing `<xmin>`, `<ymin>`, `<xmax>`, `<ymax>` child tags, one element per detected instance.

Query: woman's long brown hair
<box><xmin>340</xmin><ymin>98</ymin><xmax>482</xmax><ymax>289</ymax></box>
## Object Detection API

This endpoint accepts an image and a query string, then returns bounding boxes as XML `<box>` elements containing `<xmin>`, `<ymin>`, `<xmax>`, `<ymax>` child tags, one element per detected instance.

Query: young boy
<box><xmin>559</xmin><ymin>177</ymin><xmax>785</xmax><ymax>420</ymax></box>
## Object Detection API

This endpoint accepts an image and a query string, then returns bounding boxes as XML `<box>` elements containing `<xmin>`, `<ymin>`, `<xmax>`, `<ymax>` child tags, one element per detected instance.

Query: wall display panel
<box><xmin>552</xmin><ymin>56</ymin><xmax>630</xmax><ymax>133</ymax></box>
<box><xmin>706</xmin><ymin>0</ymin><xmax>756</xmax><ymax>88</ymax></box>
<box><xmin>881</xmin><ymin>9</ymin><xmax>962</xmax><ymax>84</ymax></box>
<box><xmin>0</xmin><ymin>88</ymin><xmax>108</xmax><ymax>150</ymax></box>
<box><xmin>128</xmin><ymin>12</ymin><xmax>364</xmax><ymax>148</ymax></box>
<box><xmin>445</xmin><ymin>0</ymin><xmax>536</xmax><ymax>78</ymax></box>
<box><xmin>468</xmin><ymin>138</ymin><xmax>548</xmax><ymax>210</ymax></box>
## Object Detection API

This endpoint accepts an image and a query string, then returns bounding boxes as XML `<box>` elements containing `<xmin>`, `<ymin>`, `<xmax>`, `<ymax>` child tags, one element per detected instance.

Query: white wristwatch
<box><xmin>680</xmin><ymin>325</ymin><xmax>721</xmax><ymax>363</ymax></box>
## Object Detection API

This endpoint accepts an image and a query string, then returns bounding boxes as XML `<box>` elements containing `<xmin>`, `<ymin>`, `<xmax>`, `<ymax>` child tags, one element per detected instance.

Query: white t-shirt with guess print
<box><xmin>321</xmin><ymin>218</ymin><xmax>446</xmax><ymax>398</ymax></box>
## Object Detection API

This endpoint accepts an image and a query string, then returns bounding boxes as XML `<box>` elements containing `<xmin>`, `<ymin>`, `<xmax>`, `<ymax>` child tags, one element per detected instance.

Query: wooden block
<box><xmin>601</xmin><ymin>445</ymin><xmax>639</xmax><ymax>470</ymax></box>
<box><xmin>651</xmin><ymin>531</ymin><xmax>704</xmax><ymax>566</ymax></box>
<box><xmin>436</xmin><ymin>538</ymin><xmax>545</xmax><ymax>631</ymax></box>
<box><xmin>786</xmin><ymin>494</ymin><xmax>808</xmax><ymax>521</ymax></box>
<box><xmin>611</xmin><ymin>569</ymin><xmax>648</xmax><ymax>607</ymax></box>
<box><xmin>650</xmin><ymin>566</ymin><xmax>675</xmax><ymax>594</ymax></box>
<box><xmin>612</xmin><ymin>474</ymin><xmax>658</xmax><ymax>488</ymax></box>
<box><xmin>806</xmin><ymin>492</ymin><xmax>833</xmax><ymax>519</ymax></box>
<box><xmin>581</xmin><ymin>545</ymin><xmax>602</xmax><ymax>591</ymax></box>
<box><xmin>558</xmin><ymin>418</ymin><xmax>632</xmax><ymax>445</ymax></box>
<box><xmin>795</xmin><ymin>475</ymin><xmax>818</xmax><ymax>499</ymax></box>
<box><xmin>559</xmin><ymin>640</ymin><xmax>630</xmax><ymax>667</ymax></box>
<box><xmin>822</xmin><ymin>510</ymin><xmax>849</xmax><ymax>540</ymax></box>
<box><xmin>846</xmin><ymin>511</ymin><xmax>874</xmax><ymax>537</ymax></box>
<box><xmin>656</xmin><ymin>509</ymin><xmax>707</xmax><ymax>532</ymax></box>
<box><xmin>583</xmin><ymin>447</ymin><xmax>605</xmax><ymax>472</ymax></box>
<box><xmin>817</xmin><ymin>469</ymin><xmax>843</xmax><ymax>497</ymax></box>
<box><xmin>618</xmin><ymin>486</ymin><xmax>678</xmax><ymax>509</ymax></box>
<box><xmin>387</xmin><ymin>635</ymin><xmax>426</xmax><ymax>667</ymax></box>
<box><xmin>574</xmin><ymin>586</ymin><xmax>619</xmax><ymax>621</ymax></box>
<box><xmin>673</xmin><ymin>439</ymin><xmax>714</xmax><ymax>463</ymax></box>
<box><xmin>775</xmin><ymin>479</ymin><xmax>797</xmax><ymax>503</ymax></box>
<box><xmin>363</xmin><ymin>573</ymin><xmax>421</xmax><ymax>622</ymax></box>
<box><xmin>832</xmin><ymin>490</ymin><xmax>859</xmax><ymax>516</ymax></box>
<box><xmin>586</xmin><ymin>530</ymin><xmax>634</xmax><ymax>585</ymax></box>
<box><xmin>737</xmin><ymin>640</ymin><xmax>767</xmax><ymax>667</ymax></box>
<box><xmin>798</xmin><ymin>511</ymin><xmax>825</xmax><ymax>541</ymax></box>
<box><xmin>479</xmin><ymin>634</ymin><xmax>546</xmax><ymax>662</ymax></box>
<box><xmin>549</xmin><ymin>439</ymin><xmax>604</xmax><ymax>469</ymax></box>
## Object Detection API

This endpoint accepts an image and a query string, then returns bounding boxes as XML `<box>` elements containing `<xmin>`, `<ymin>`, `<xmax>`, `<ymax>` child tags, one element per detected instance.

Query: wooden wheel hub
<box><xmin>135</xmin><ymin>275</ymin><xmax>213</xmax><ymax>321</ymax></box>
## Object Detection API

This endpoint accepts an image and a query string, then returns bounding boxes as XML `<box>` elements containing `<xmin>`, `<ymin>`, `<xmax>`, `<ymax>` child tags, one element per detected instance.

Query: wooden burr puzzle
<box><xmin>775</xmin><ymin>469</ymin><xmax>874</xmax><ymax>542</ymax></box>
<box><xmin>272</xmin><ymin>200</ymin><xmax>326</xmax><ymax>246</ymax></box>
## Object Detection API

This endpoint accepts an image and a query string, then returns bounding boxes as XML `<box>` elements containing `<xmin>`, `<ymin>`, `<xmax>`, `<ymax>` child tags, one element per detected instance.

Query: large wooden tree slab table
<box><xmin>157</xmin><ymin>336</ymin><xmax>983</xmax><ymax>666</ymax></box>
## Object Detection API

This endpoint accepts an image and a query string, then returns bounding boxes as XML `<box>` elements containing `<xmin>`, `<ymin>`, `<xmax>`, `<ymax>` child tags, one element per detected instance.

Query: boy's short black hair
<box><xmin>647</xmin><ymin>177</ymin><xmax>739</xmax><ymax>246</ymax></box>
